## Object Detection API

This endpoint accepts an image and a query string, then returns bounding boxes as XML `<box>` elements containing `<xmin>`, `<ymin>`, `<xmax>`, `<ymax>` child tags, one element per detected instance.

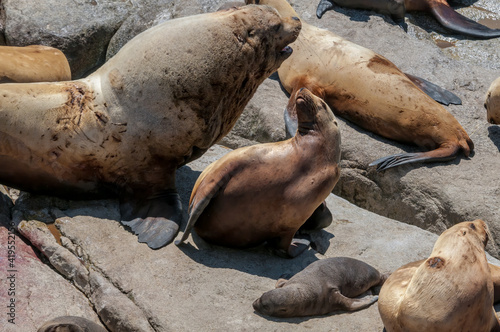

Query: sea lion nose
<box><xmin>299</xmin><ymin>87</ymin><xmax>305</xmax><ymax>92</ymax></box>
<box><xmin>292</xmin><ymin>16</ymin><xmax>299</xmax><ymax>21</ymax></box>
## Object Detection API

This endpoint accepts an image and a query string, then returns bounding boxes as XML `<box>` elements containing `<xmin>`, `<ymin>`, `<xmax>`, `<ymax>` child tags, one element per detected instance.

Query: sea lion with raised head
<box><xmin>378</xmin><ymin>220</ymin><xmax>500</xmax><ymax>332</ymax></box>
<box><xmin>317</xmin><ymin>0</ymin><xmax>500</xmax><ymax>39</ymax></box>
<box><xmin>175</xmin><ymin>88</ymin><xmax>341</xmax><ymax>257</ymax></box>
<box><xmin>0</xmin><ymin>5</ymin><xmax>301</xmax><ymax>249</ymax></box>
<box><xmin>247</xmin><ymin>0</ymin><xmax>473</xmax><ymax>171</ymax></box>
<box><xmin>486</xmin><ymin>77</ymin><xmax>500</xmax><ymax>124</ymax></box>
<box><xmin>38</xmin><ymin>316</ymin><xmax>107</xmax><ymax>332</ymax></box>
<box><xmin>253</xmin><ymin>257</ymin><xmax>387</xmax><ymax>317</ymax></box>
<box><xmin>0</xmin><ymin>45</ymin><xmax>71</xmax><ymax>83</ymax></box>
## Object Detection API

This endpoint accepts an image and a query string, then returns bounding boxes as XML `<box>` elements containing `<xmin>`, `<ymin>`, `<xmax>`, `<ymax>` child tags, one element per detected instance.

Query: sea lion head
<box><xmin>253</xmin><ymin>284</ymin><xmax>312</xmax><ymax>317</ymax></box>
<box><xmin>433</xmin><ymin>220</ymin><xmax>490</xmax><ymax>257</ymax></box>
<box><xmin>485</xmin><ymin>88</ymin><xmax>500</xmax><ymax>125</ymax></box>
<box><xmin>227</xmin><ymin>4</ymin><xmax>301</xmax><ymax>77</ymax></box>
<box><xmin>295</xmin><ymin>88</ymin><xmax>341</xmax><ymax>163</ymax></box>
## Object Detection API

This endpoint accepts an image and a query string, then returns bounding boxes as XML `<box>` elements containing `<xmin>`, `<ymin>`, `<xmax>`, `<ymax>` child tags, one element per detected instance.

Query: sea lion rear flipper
<box><xmin>404</xmin><ymin>73</ymin><xmax>461</xmax><ymax>106</ymax></box>
<box><xmin>332</xmin><ymin>290</ymin><xmax>379</xmax><ymax>311</ymax></box>
<box><xmin>174</xmin><ymin>170</ymin><xmax>231</xmax><ymax>246</ymax></box>
<box><xmin>120</xmin><ymin>191</ymin><xmax>182</xmax><ymax>249</ymax></box>
<box><xmin>369</xmin><ymin>144</ymin><xmax>460</xmax><ymax>171</ymax></box>
<box><xmin>316</xmin><ymin>0</ymin><xmax>335</xmax><ymax>19</ymax></box>
<box><xmin>429</xmin><ymin>2</ymin><xmax>500</xmax><ymax>39</ymax></box>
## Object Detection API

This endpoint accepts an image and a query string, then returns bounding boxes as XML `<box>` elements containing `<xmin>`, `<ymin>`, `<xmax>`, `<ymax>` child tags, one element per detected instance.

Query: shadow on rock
<box><xmin>488</xmin><ymin>126</ymin><xmax>500</xmax><ymax>152</ymax></box>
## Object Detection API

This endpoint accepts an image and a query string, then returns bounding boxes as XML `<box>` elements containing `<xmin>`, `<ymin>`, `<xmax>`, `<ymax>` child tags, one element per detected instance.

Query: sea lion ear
<box><xmin>275</xmin><ymin>279</ymin><xmax>287</xmax><ymax>288</ymax></box>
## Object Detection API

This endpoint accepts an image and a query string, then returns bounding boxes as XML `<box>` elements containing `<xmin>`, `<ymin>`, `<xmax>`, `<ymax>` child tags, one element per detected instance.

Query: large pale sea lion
<box><xmin>316</xmin><ymin>0</ymin><xmax>500</xmax><ymax>39</ymax></box>
<box><xmin>38</xmin><ymin>316</ymin><xmax>107</xmax><ymax>332</ymax></box>
<box><xmin>253</xmin><ymin>257</ymin><xmax>387</xmax><ymax>317</ymax></box>
<box><xmin>0</xmin><ymin>5</ymin><xmax>301</xmax><ymax>249</ymax></box>
<box><xmin>378</xmin><ymin>220</ymin><xmax>500</xmax><ymax>332</ymax></box>
<box><xmin>486</xmin><ymin>77</ymin><xmax>500</xmax><ymax>124</ymax></box>
<box><xmin>247</xmin><ymin>0</ymin><xmax>473</xmax><ymax>171</ymax></box>
<box><xmin>0</xmin><ymin>45</ymin><xmax>71</xmax><ymax>83</ymax></box>
<box><xmin>175</xmin><ymin>88</ymin><xmax>341</xmax><ymax>257</ymax></box>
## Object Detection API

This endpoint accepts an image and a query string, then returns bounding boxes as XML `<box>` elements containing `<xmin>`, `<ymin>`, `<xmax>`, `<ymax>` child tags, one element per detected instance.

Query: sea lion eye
<box><xmin>469</xmin><ymin>223</ymin><xmax>476</xmax><ymax>230</ymax></box>
<box><xmin>272</xmin><ymin>23</ymin><xmax>282</xmax><ymax>32</ymax></box>
<box><xmin>248</xmin><ymin>29</ymin><xmax>255</xmax><ymax>37</ymax></box>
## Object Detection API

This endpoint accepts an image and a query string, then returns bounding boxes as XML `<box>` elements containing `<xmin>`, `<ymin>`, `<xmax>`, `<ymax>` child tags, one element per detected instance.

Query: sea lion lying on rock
<box><xmin>0</xmin><ymin>45</ymin><xmax>71</xmax><ymax>83</ymax></box>
<box><xmin>253</xmin><ymin>257</ymin><xmax>387</xmax><ymax>317</ymax></box>
<box><xmin>176</xmin><ymin>88</ymin><xmax>341</xmax><ymax>257</ymax></box>
<box><xmin>37</xmin><ymin>316</ymin><xmax>107</xmax><ymax>332</ymax></box>
<box><xmin>316</xmin><ymin>0</ymin><xmax>500</xmax><ymax>39</ymax></box>
<box><xmin>0</xmin><ymin>5</ymin><xmax>301</xmax><ymax>249</ymax></box>
<box><xmin>486</xmin><ymin>77</ymin><xmax>500</xmax><ymax>125</ymax></box>
<box><xmin>247</xmin><ymin>0</ymin><xmax>473</xmax><ymax>171</ymax></box>
<box><xmin>378</xmin><ymin>220</ymin><xmax>500</xmax><ymax>332</ymax></box>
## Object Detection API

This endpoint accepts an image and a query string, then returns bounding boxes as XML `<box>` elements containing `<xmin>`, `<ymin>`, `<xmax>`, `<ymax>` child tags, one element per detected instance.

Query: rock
<box><xmin>229</xmin><ymin>0</ymin><xmax>500</xmax><ymax>257</ymax></box>
<box><xmin>10</xmin><ymin>145</ymin><xmax>500</xmax><ymax>331</ymax></box>
<box><xmin>2</xmin><ymin>0</ymin><xmax>132</xmax><ymax>78</ymax></box>
<box><xmin>0</xmin><ymin>192</ymin><xmax>103</xmax><ymax>332</ymax></box>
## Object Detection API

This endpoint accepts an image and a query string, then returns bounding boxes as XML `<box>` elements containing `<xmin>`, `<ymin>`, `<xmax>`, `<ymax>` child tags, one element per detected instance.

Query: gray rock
<box><xmin>229</xmin><ymin>0</ymin><xmax>500</xmax><ymax>256</ymax></box>
<box><xmin>2</xmin><ymin>0</ymin><xmax>132</xmax><ymax>78</ymax></box>
<box><xmin>0</xmin><ymin>193</ymin><xmax>102</xmax><ymax>332</ymax></box>
<box><xmin>10</xmin><ymin>145</ymin><xmax>500</xmax><ymax>331</ymax></box>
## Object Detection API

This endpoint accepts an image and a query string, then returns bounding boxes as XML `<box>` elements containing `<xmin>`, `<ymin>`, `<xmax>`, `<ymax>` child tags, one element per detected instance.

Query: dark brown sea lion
<box><xmin>0</xmin><ymin>45</ymin><xmax>71</xmax><ymax>83</ymax></box>
<box><xmin>0</xmin><ymin>6</ymin><xmax>301</xmax><ymax>249</ymax></box>
<box><xmin>175</xmin><ymin>88</ymin><xmax>341</xmax><ymax>257</ymax></box>
<box><xmin>248</xmin><ymin>0</ymin><xmax>473</xmax><ymax>171</ymax></box>
<box><xmin>486</xmin><ymin>77</ymin><xmax>500</xmax><ymax>124</ymax></box>
<box><xmin>317</xmin><ymin>0</ymin><xmax>500</xmax><ymax>39</ymax></box>
<box><xmin>38</xmin><ymin>316</ymin><xmax>107</xmax><ymax>332</ymax></box>
<box><xmin>378</xmin><ymin>220</ymin><xmax>500</xmax><ymax>332</ymax></box>
<box><xmin>253</xmin><ymin>257</ymin><xmax>387</xmax><ymax>317</ymax></box>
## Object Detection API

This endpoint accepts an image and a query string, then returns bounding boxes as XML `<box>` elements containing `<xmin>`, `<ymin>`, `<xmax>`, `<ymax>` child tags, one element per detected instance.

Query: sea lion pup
<box><xmin>253</xmin><ymin>257</ymin><xmax>387</xmax><ymax>317</ymax></box>
<box><xmin>175</xmin><ymin>88</ymin><xmax>341</xmax><ymax>257</ymax></box>
<box><xmin>0</xmin><ymin>45</ymin><xmax>71</xmax><ymax>83</ymax></box>
<box><xmin>485</xmin><ymin>77</ymin><xmax>500</xmax><ymax>124</ymax></box>
<box><xmin>38</xmin><ymin>316</ymin><xmax>107</xmax><ymax>332</ymax></box>
<box><xmin>247</xmin><ymin>0</ymin><xmax>473</xmax><ymax>171</ymax></box>
<box><xmin>0</xmin><ymin>5</ymin><xmax>301</xmax><ymax>249</ymax></box>
<box><xmin>378</xmin><ymin>220</ymin><xmax>500</xmax><ymax>332</ymax></box>
<box><xmin>316</xmin><ymin>0</ymin><xmax>500</xmax><ymax>39</ymax></box>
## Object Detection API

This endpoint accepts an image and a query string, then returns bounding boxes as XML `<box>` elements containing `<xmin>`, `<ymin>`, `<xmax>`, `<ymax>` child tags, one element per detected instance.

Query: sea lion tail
<box><xmin>316</xmin><ymin>0</ymin><xmax>335</xmax><ymax>19</ymax></box>
<box><xmin>369</xmin><ymin>144</ymin><xmax>461</xmax><ymax>171</ymax></box>
<box><xmin>430</xmin><ymin>3</ymin><xmax>500</xmax><ymax>39</ymax></box>
<box><xmin>404</xmin><ymin>73</ymin><xmax>462</xmax><ymax>106</ymax></box>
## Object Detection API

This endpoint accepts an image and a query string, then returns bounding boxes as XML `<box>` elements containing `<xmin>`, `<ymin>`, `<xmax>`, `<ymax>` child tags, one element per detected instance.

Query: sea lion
<box><xmin>0</xmin><ymin>5</ymin><xmax>301</xmax><ymax>249</ymax></box>
<box><xmin>378</xmin><ymin>220</ymin><xmax>500</xmax><ymax>332</ymax></box>
<box><xmin>0</xmin><ymin>45</ymin><xmax>71</xmax><ymax>83</ymax></box>
<box><xmin>247</xmin><ymin>0</ymin><xmax>473</xmax><ymax>171</ymax></box>
<box><xmin>175</xmin><ymin>88</ymin><xmax>341</xmax><ymax>257</ymax></box>
<box><xmin>253</xmin><ymin>257</ymin><xmax>387</xmax><ymax>317</ymax></box>
<box><xmin>485</xmin><ymin>77</ymin><xmax>500</xmax><ymax>124</ymax></box>
<box><xmin>316</xmin><ymin>0</ymin><xmax>500</xmax><ymax>39</ymax></box>
<box><xmin>38</xmin><ymin>316</ymin><xmax>107</xmax><ymax>332</ymax></box>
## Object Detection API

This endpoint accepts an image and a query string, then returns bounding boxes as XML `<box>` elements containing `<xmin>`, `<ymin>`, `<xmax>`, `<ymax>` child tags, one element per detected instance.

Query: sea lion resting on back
<box><xmin>176</xmin><ymin>88</ymin><xmax>341</xmax><ymax>257</ymax></box>
<box><xmin>378</xmin><ymin>220</ymin><xmax>500</xmax><ymax>332</ymax></box>
<box><xmin>247</xmin><ymin>0</ymin><xmax>473</xmax><ymax>171</ymax></box>
<box><xmin>316</xmin><ymin>0</ymin><xmax>500</xmax><ymax>39</ymax></box>
<box><xmin>0</xmin><ymin>5</ymin><xmax>301</xmax><ymax>249</ymax></box>
<box><xmin>0</xmin><ymin>45</ymin><xmax>71</xmax><ymax>83</ymax></box>
<box><xmin>486</xmin><ymin>77</ymin><xmax>500</xmax><ymax>125</ymax></box>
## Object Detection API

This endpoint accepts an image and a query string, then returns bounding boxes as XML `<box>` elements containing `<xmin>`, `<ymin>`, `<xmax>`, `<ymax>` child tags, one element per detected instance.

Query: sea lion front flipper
<box><xmin>404</xmin><ymin>73</ymin><xmax>462</xmax><ymax>106</ymax></box>
<box><xmin>316</xmin><ymin>0</ymin><xmax>335</xmax><ymax>19</ymax></box>
<box><xmin>120</xmin><ymin>191</ymin><xmax>182</xmax><ymax>249</ymax></box>
<box><xmin>369</xmin><ymin>143</ymin><xmax>460</xmax><ymax>171</ymax></box>
<box><xmin>429</xmin><ymin>2</ymin><xmax>500</xmax><ymax>39</ymax></box>
<box><xmin>332</xmin><ymin>290</ymin><xmax>379</xmax><ymax>311</ymax></box>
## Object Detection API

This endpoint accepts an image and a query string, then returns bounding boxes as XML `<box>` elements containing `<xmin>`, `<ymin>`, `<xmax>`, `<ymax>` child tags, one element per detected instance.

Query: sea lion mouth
<box><xmin>279</xmin><ymin>45</ymin><xmax>293</xmax><ymax>57</ymax></box>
